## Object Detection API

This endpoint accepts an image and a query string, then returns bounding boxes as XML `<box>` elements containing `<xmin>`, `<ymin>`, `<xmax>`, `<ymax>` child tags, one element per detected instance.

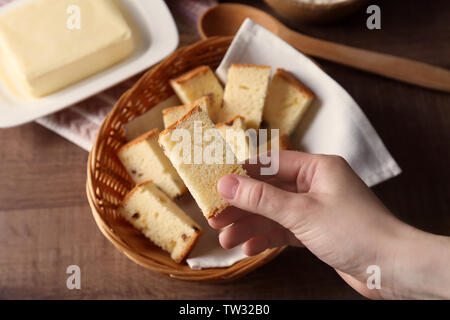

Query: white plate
<box><xmin>0</xmin><ymin>0</ymin><xmax>179</xmax><ymax>128</ymax></box>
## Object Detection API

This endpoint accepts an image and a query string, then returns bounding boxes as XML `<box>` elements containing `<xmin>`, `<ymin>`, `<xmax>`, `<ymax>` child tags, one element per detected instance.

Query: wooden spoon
<box><xmin>198</xmin><ymin>3</ymin><xmax>450</xmax><ymax>93</ymax></box>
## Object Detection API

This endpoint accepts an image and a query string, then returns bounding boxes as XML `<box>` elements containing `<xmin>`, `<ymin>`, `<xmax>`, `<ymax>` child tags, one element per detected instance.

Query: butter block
<box><xmin>0</xmin><ymin>0</ymin><xmax>134</xmax><ymax>98</ymax></box>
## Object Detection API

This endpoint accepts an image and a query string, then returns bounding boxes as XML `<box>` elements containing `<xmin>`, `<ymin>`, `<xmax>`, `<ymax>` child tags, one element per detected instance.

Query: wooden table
<box><xmin>0</xmin><ymin>0</ymin><xmax>448</xmax><ymax>299</ymax></box>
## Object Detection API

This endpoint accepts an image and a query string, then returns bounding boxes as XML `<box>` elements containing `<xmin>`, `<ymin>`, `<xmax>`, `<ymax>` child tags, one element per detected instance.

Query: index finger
<box><xmin>208</xmin><ymin>206</ymin><xmax>251</xmax><ymax>229</ymax></box>
<box><xmin>243</xmin><ymin>150</ymin><xmax>319</xmax><ymax>183</ymax></box>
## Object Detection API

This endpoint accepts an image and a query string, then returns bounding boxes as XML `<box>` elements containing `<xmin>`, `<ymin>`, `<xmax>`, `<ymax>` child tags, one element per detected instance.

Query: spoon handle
<box><xmin>281</xmin><ymin>28</ymin><xmax>450</xmax><ymax>92</ymax></box>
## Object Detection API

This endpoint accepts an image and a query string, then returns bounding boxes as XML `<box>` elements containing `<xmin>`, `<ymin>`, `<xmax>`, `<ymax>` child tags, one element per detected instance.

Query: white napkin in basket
<box><xmin>216</xmin><ymin>19</ymin><xmax>401</xmax><ymax>187</ymax></box>
<box><xmin>185</xmin><ymin>19</ymin><xmax>401</xmax><ymax>270</ymax></box>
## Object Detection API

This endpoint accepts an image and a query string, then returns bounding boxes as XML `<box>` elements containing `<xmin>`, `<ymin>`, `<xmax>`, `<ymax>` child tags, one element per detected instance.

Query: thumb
<box><xmin>217</xmin><ymin>174</ymin><xmax>314</xmax><ymax>230</ymax></box>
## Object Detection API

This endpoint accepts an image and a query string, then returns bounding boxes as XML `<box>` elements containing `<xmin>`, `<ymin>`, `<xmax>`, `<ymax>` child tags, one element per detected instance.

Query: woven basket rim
<box><xmin>86</xmin><ymin>36</ymin><xmax>286</xmax><ymax>282</ymax></box>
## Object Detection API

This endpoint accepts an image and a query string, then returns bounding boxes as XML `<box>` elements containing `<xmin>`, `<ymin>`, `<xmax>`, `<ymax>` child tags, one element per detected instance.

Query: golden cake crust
<box><xmin>120</xmin><ymin>180</ymin><xmax>153</xmax><ymax>206</ymax></box>
<box><xmin>275</xmin><ymin>68</ymin><xmax>315</xmax><ymax>98</ymax></box>
<box><xmin>170</xmin><ymin>65</ymin><xmax>211</xmax><ymax>85</ymax></box>
<box><xmin>175</xmin><ymin>228</ymin><xmax>203</xmax><ymax>263</ymax></box>
<box><xmin>118</xmin><ymin>128</ymin><xmax>159</xmax><ymax>153</ymax></box>
<box><xmin>161</xmin><ymin>95</ymin><xmax>211</xmax><ymax>116</ymax></box>
<box><xmin>161</xmin><ymin>104</ymin><xmax>190</xmax><ymax>116</ymax></box>
<box><xmin>208</xmin><ymin>202</ymin><xmax>231</xmax><ymax>219</ymax></box>
<box><xmin>230</xmin><ymin>63</ymin><xmax>271</xmax><ymax>70</ymax></box>
<box><xmin>215</xmin><ymin>115</ymin><xmax>245</xmax><ymax>128</ymax></box>
<box><xmin>160</xmin><ymin>105</ymin><xmax>203</xmax><ymax>136</ymax></box>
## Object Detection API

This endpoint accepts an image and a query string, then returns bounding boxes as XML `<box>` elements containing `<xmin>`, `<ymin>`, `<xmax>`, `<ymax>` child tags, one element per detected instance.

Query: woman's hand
<box><xmin>209</xmin><ymin>150</ymin><xmax>450</xmax><ymax>299</ymax></box>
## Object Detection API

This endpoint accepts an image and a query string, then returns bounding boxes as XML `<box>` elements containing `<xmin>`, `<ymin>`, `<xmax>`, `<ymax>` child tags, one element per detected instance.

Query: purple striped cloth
<box><xmin>168</xmin><ymin>0</ymin><xmax>217</xmax><ymax>25</ymax></box>
<box><xmin>0</xmin><ymin>0</ymin><xmax>217</xmax><ymax>151</ymax></box>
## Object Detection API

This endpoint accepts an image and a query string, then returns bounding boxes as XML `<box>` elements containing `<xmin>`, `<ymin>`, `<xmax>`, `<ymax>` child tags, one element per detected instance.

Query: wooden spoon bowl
<box><xmin>198</xmin><ymin>3</ymin><xmax>281</xmax><ymax>39</ymax></box>
<box><xmin>265</xmin><ymin>0</ymin><xmax>369</xmax><ymax>25</ymax></box>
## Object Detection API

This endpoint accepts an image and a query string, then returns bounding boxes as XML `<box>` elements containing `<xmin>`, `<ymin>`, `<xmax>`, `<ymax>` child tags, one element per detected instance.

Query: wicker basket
<box><xmin>86</xmin><ymin>36</ymin><xmax>286</xmax><ymax>282</ymax></box>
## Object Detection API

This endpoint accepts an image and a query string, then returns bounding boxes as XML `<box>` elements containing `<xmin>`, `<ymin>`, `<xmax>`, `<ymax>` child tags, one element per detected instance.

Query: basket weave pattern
<box><xmin>86</xmin><ymin>37</ymin><xmax>285</xmax><ymax>281</ymax></box>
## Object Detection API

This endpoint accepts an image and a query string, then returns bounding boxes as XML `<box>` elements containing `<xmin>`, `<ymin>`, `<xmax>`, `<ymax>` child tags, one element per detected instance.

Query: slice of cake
<box><xmin>159</xmin><ymin>106</ymin><xmax>248</xmax><ymax>219</ymax></box>
<box><xmin>216</xmin><ymin>115</ymin><xmax>250</xmax><ymax>162</ymax></box>
<box><xmin>163</xmin><ymin>105</ymin><xmax>192</xmax><ymax>129</ymax></box>
<box><xmin>263</xmin><ymin>68</ymin><xmax>315</xmax><ymax>135</ymax></box>
<box><xmin>218</xmin><ymin>64</ymin><xmax>271</xmax><ymax>129</ymax></box>
<box><xmin>119</xmin><ymin>180</ymin><xmax>202</xmax><ymax>263</ymax></box>
<box><xmin>162</xmin><ymin>96</ymin><xmax>212</xmax><ymax>128</ymax></box>
<box><xmin>118</xmin><ymin>128</ymin><xmax>186</xmax><ymax>199</ymax></box>
<box><xmin>170</xmin><ymin>66</ymin><xmax>223</xmax><ymax>123</ymax></box>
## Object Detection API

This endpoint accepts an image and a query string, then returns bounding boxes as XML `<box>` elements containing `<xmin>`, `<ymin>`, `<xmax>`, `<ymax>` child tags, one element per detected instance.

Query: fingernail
<box><xmin>218</xmin><ymin>175</ymin><xmax>239</xmax><ymax>200</ymax></box>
